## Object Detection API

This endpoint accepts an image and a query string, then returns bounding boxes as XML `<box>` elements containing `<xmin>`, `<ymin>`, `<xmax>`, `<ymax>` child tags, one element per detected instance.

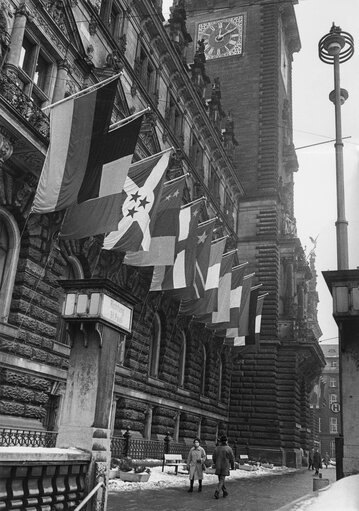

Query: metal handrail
<box><xmin>74</xmin><ymin>481</ymin><xmax>105</xmax><ymax>511</ymax></box>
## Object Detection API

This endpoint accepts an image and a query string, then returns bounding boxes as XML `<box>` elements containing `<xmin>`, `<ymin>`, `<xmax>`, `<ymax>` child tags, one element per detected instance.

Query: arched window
<box><xmin>178</xmin><ymin>330</ymin><xmax>187</xmax><ymax>387</ymax></box>
<box><xmin>200</xmin><ymin>344</ymin><xmax>207</xmax><ymax>395</ymax></box>
<box><xmin>149</xmin><ymin>313</ymin><xmax>161</xmax><ymax>378</ymax></box>
<box><xmin>0</xmin><ymin>209</ymin><xmax>20</xmax><ymax>323</ymax></box>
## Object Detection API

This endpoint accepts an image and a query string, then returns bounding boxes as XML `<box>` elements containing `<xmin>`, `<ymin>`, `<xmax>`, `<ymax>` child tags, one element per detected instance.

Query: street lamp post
<box><xmin>319</xmin><ymin>25</ymin><xmax>354</xmax><ymax>480</ymax></box>
<box><xmin>318</xmin><ymin>24</ymin><xmax>354</xmax><ymax>270</ymax></box>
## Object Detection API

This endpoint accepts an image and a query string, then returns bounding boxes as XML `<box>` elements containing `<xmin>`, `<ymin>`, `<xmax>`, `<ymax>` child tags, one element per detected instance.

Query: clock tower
<box><xmin>186</xmin><ymin>0</ymin><xmax>324</xmax><ymax>466</ymax></box>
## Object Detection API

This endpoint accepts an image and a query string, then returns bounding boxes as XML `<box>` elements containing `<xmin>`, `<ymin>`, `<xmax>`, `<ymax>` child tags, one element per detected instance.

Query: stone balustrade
<box><xmin>0</xmin><ymin>447</ymin><xmax>90</xmax><ymax>510</ymax></box>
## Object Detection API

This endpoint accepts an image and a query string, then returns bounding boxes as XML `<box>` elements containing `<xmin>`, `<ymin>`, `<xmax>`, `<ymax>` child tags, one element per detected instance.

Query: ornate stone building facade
<box><xmin>0</xmin><ymin>0</ymin><xmax>323</xmax><ymax>466</ymax></box>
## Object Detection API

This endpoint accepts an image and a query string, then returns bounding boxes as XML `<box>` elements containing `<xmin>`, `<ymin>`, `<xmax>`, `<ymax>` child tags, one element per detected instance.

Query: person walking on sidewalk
<box><xmin>186</xmin><ymin>437</ymin><xmax>206</xmax><ymax>493</ymax></box>
<box><xmin>212</xmin><ymin>435</ymin><xmax>235</xmax><ymax>499</ymax></box>
<box><xmin>313</xmin><ymin>448</ymin><xmax>322</xmax><ymax>476</ymax></box>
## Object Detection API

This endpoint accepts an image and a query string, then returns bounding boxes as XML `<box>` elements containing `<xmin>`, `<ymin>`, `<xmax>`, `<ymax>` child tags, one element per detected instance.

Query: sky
<box><xmin>162</xmin><ymin>0</ymin><xmax>359</xmax><ymax>345</ymax></box>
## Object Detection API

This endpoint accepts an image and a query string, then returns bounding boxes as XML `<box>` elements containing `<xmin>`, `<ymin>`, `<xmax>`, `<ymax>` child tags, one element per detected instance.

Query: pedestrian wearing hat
<box><xmin>212</xmin><ymin>435</ymin><xmax>235</xmax><ymax>499</ymax></box>
<box><xmin>186</xmin><ymin>437</ymin><xmax>206</xmax><ymax>493</ymax></box>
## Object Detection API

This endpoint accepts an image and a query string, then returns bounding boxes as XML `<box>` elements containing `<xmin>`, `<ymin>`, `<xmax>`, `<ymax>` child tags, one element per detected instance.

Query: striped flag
<box><xmin>150</xmin><ymin>202</ymin><xmax>201</xmax><ymax>292</ymax></box>
<box><xmin>179</xmin><ymin>238</ymin><xmax>227</xmax><ymax>316</ymax></box>
<box><xmin>123</xmin><ymin>176</ymin><xmax>185</xmax><ymax>266</ymax></box>
<box><xmin>32</xmin><ymin>79</ymin><xmax>119</xmax><ymax>213</ymax></box>
<box><xmin>60</xmin><ymin>149</ymin><xmax>170</xmax><ymax>247</ymax></box>
<box><xmin>197</xmin><ymin>250</ymin><xmax>236</xmax><ymax>325</ymax></box>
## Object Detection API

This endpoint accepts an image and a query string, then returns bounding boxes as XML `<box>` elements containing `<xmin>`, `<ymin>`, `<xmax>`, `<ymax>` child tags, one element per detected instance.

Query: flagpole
<box><xmin>109</xmin><ymin>107</ymin><xmax>151</xmax><ymax>131</ymax></box>
<box><xmin>232</xmin><ymin>262</ymin><xmax>248</xmax><ymax>270</ymax></box>
<box><xmin>211</xmin><ymin>235</ymin><xmax>230</xmax><ymax>243</ymax></box>
<box><xmin>180</xmin><ymin>196</ymin><xmax>206</xmax><ymax>209</ymax></box>
<box><xmin>223</xmin><ymin>249</ymin><xmax>238</xmax><ymax>257</ymax></box>
<box><xmin>250</xmin><ymin>284</ymin><xmax>263</xmax><ymax>291</ymax></box>
<box><xmin>41</xmin><ymin>72</ymin><xmax>123</xmax><ymax>111</ymax></box>
<box><xmin>198</xmin><ymin>217</ymin><xmax>217</xmax><ymax>226</ymax></box>
<box><xmin>130</xmin><ymin>147</ymin><xmax>174</xmax><ymax>167</ymax></box>
<box><xmin>164</xmin><ymin>173</ymin><xmax>189</xmax><ymax>185</ymax></box>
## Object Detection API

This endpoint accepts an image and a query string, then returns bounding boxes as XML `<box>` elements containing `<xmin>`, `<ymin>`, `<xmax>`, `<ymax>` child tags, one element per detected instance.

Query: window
<box><xmin>166</xmin><ymin>94</ymin><xmax>183</xmax><ymax>139</ymax></box>
<box><xmin>329</xmin><ymin>394</ymin><xmax>337</xmax><ymax>405</ymax></box>
<box><xmin>18</xmin><ymin>34</ymin><xmax>53</xmax><ymax>106</ymax></box>
<box><xmin>330</xmin><ymin>417</ymin><xmax>338</xmax><ymax>434</ymax></box>
<box><xmin>330</xmin><ymin>360</ymin><xmax>338</xmax><ymax>369</ymax></box>
<box><xmin>178</xmin><ymin>331</ymin><xmax>186</xmax><ymax>387</ymax></box>
<box><xmin>109</xmin><ymin>4</ymin><xmax>125</xmax><ymax>41</ymax></box>
<box><xmin>149</xmin><ymin>313</ymin><xmax>161</xmax><ymax>378</ymax></box>
<box><xmin>135</xmin><ymin>45</ymin><xmax>158</xmax><ymax>100</ymax></box>
<box><xmin>190</xmin><ymin>134</ymin><xmax>203</xmax><ymax>171</ymax></box>
<box><xmin>329</xmin><ymin>377</ymin><xmax>336</xmax><ymax>388</ymax></box>
<box><xmin>0</xmin><ymin>209</ymin><xmax>20</xmax><ymax>323</ymax></box>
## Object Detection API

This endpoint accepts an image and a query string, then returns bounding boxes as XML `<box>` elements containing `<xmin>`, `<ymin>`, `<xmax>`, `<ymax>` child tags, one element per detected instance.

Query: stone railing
<box><xmin>0</xmin><ymin>70</ymin><xmax>50</xmax><ymax>139</ymax></box>
<box><xmin>0</xmin><ymin>447</ymin><xmax>91</xmax><ymax>510</ymax></box>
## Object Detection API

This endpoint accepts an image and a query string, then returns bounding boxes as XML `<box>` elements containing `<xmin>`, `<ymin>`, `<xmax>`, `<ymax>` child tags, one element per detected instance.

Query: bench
<box><xmin>162</xmin><ymin>454</ymin><xmax>188</xmax><ymax>475</ymax></box>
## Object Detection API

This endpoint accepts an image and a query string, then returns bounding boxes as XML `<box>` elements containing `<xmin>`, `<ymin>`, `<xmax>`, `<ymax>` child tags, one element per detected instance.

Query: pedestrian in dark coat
<box><xmin>186</xmin><ymin>438</ymin><xmax>206</xmax><ymax>493</ymax></box>
<box><xmin>313</xmin><ymin>448</ymin><xmax>322</xmax><ymax>475</ymax></box>
<box><xmin>212</xmin><ymin>435</ymin><xmax>234</xmax><ymax>499</ymax></box>
<box><xmin>308</xmin><ymin>449</ymin><xmax>314</xmax><ymax>470</ymax></box>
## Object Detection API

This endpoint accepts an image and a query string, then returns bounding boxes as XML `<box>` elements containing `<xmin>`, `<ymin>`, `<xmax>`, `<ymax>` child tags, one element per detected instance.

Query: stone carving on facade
<box><xmin>44</xmin><ymin>0</ymin><xmax>66</xmax><ymax>32</ymax></box>
<box><xmin>89</xmin><ymin>14</ymin><xmax>97</xmax><ymax>35</ymax></box>
<box><xmin>0</xmin><ymin>127</ymin><xmax>14</xmax><ymax>204</ymax></box>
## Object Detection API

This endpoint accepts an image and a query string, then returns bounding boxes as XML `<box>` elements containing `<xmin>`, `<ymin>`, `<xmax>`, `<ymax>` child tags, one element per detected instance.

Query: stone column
<box><xmin>56</xmin><ymin>279</ymin><xmax>135</xmax><ymax>511</ymax></box>
<box><xmin>5</xmin><ymin>3</ymin><xmax>31</xmax><ymax>78</ymax></box>
<box><xmin>52</xmin><ymin>59</ymin><xmax>70</xmax><ymax>103</ymax></box>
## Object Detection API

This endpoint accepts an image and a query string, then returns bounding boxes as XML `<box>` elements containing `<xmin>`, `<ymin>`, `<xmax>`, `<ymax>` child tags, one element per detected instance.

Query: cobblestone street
<box><xmin>107</xmin><ymin>467</ymin><xmax>337</xmax><ymax>511</ymax></box>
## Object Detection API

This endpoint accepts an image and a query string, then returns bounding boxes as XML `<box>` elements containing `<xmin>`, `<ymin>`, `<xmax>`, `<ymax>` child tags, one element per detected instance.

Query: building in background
<box><xmin>318</xmin><ymin>344</ymin><xmax>341</xmax><ymax>459</ymax></box>
<box><xmin>0</xmin><ymin>0</ymin><xmax>323</xmax><ymax>467</ymax></box>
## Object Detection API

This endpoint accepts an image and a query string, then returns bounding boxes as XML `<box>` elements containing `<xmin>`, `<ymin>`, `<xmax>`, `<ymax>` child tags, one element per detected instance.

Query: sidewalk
<box><xmin>107</xmin><ymin>464</ymin><xmax>337</xmax><ymax>511</ymax></box>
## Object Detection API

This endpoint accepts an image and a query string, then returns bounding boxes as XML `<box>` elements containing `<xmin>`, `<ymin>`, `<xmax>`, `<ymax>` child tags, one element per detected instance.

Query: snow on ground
<box><xmin>108</xmin><ymin>463</ymin><xmax>297</xmax><ymax>493</ymax></box>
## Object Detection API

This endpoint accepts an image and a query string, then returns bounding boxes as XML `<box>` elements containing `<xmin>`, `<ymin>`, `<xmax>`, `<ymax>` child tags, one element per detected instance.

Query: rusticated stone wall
<box><xmin>0</xmin><ymin>368</ymin><xmax>51</xmax><ymax>423</ymax></box>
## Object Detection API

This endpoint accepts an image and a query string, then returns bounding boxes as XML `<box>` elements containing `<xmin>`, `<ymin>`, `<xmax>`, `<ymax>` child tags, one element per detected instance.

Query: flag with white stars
<box><xmin>60</xmin><ymin>149</ymin><xmax>171</xmax><ymax>247</ymax></box>
<box><xmin>123</xmin><ymin>176</ymin><xmax>185</xmax><ymax>266</ymax></box>
<box><xmin>150</xmin><ymin>202</ymin><xmax>201</xmax><ymax>292</ymax></box>
<box><xmin>103</xmin><ymin>150</ymin><xmax>171</xmax><ymax>251</ymax></box>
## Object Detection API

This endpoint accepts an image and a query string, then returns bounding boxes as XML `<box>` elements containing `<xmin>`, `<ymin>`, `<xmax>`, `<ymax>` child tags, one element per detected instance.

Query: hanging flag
<box><xmin>246</xmin><ymin>290</ymin><xmax>266</xmax><ymax>345</ymax></box>
<box><xmin>102</xmin><ymin>150</ymin><xmax>171</xmax><ymax>251</ymax></box>
<box><xmin>207</xmin><ymin>263</ymin><xmax>247</xmax><ymax>330</ymax></box>
<box><xmin>179</xmin><ymin>238</ymin><xmax>227</xmax><ymax>316</ymax></box>
<box><xmin>123</xmin><ymin>176</ymin><xmax>185</xmax><ymax>266</ymax></box>
<box><xmin>197</xmin><ymin>250</ymin><xmax>236</xmax><ymax>325</ymax></box>
<box><xmin>218</xmin><ymin>273</ymin><xmax>254</xmax><ymax>346</ymax></box>
<box><xmin>61</xmin><ymin>150</ymin><xmax>171</xmax><ymax>246</ymax></box>
<box><xmin>150</xmin><ymin>202</ymin><xmax>201</xmax><ymax>292</ymax></box>
<box><xmin>179</xmin><ymin>219</ymin><xmax>216</xmax><ymax>301</ymax></box>
<box><xmin>32</xmin><ymin>79</ymin><xmax>120</xmax><ymax>213</ymax></box>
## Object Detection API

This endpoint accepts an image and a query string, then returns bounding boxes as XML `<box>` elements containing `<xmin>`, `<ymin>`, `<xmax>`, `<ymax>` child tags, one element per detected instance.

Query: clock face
<box><xmin>198</xmin><ymin>15</ymin><xmax>244</xmax><ymax>60</ymax></box>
